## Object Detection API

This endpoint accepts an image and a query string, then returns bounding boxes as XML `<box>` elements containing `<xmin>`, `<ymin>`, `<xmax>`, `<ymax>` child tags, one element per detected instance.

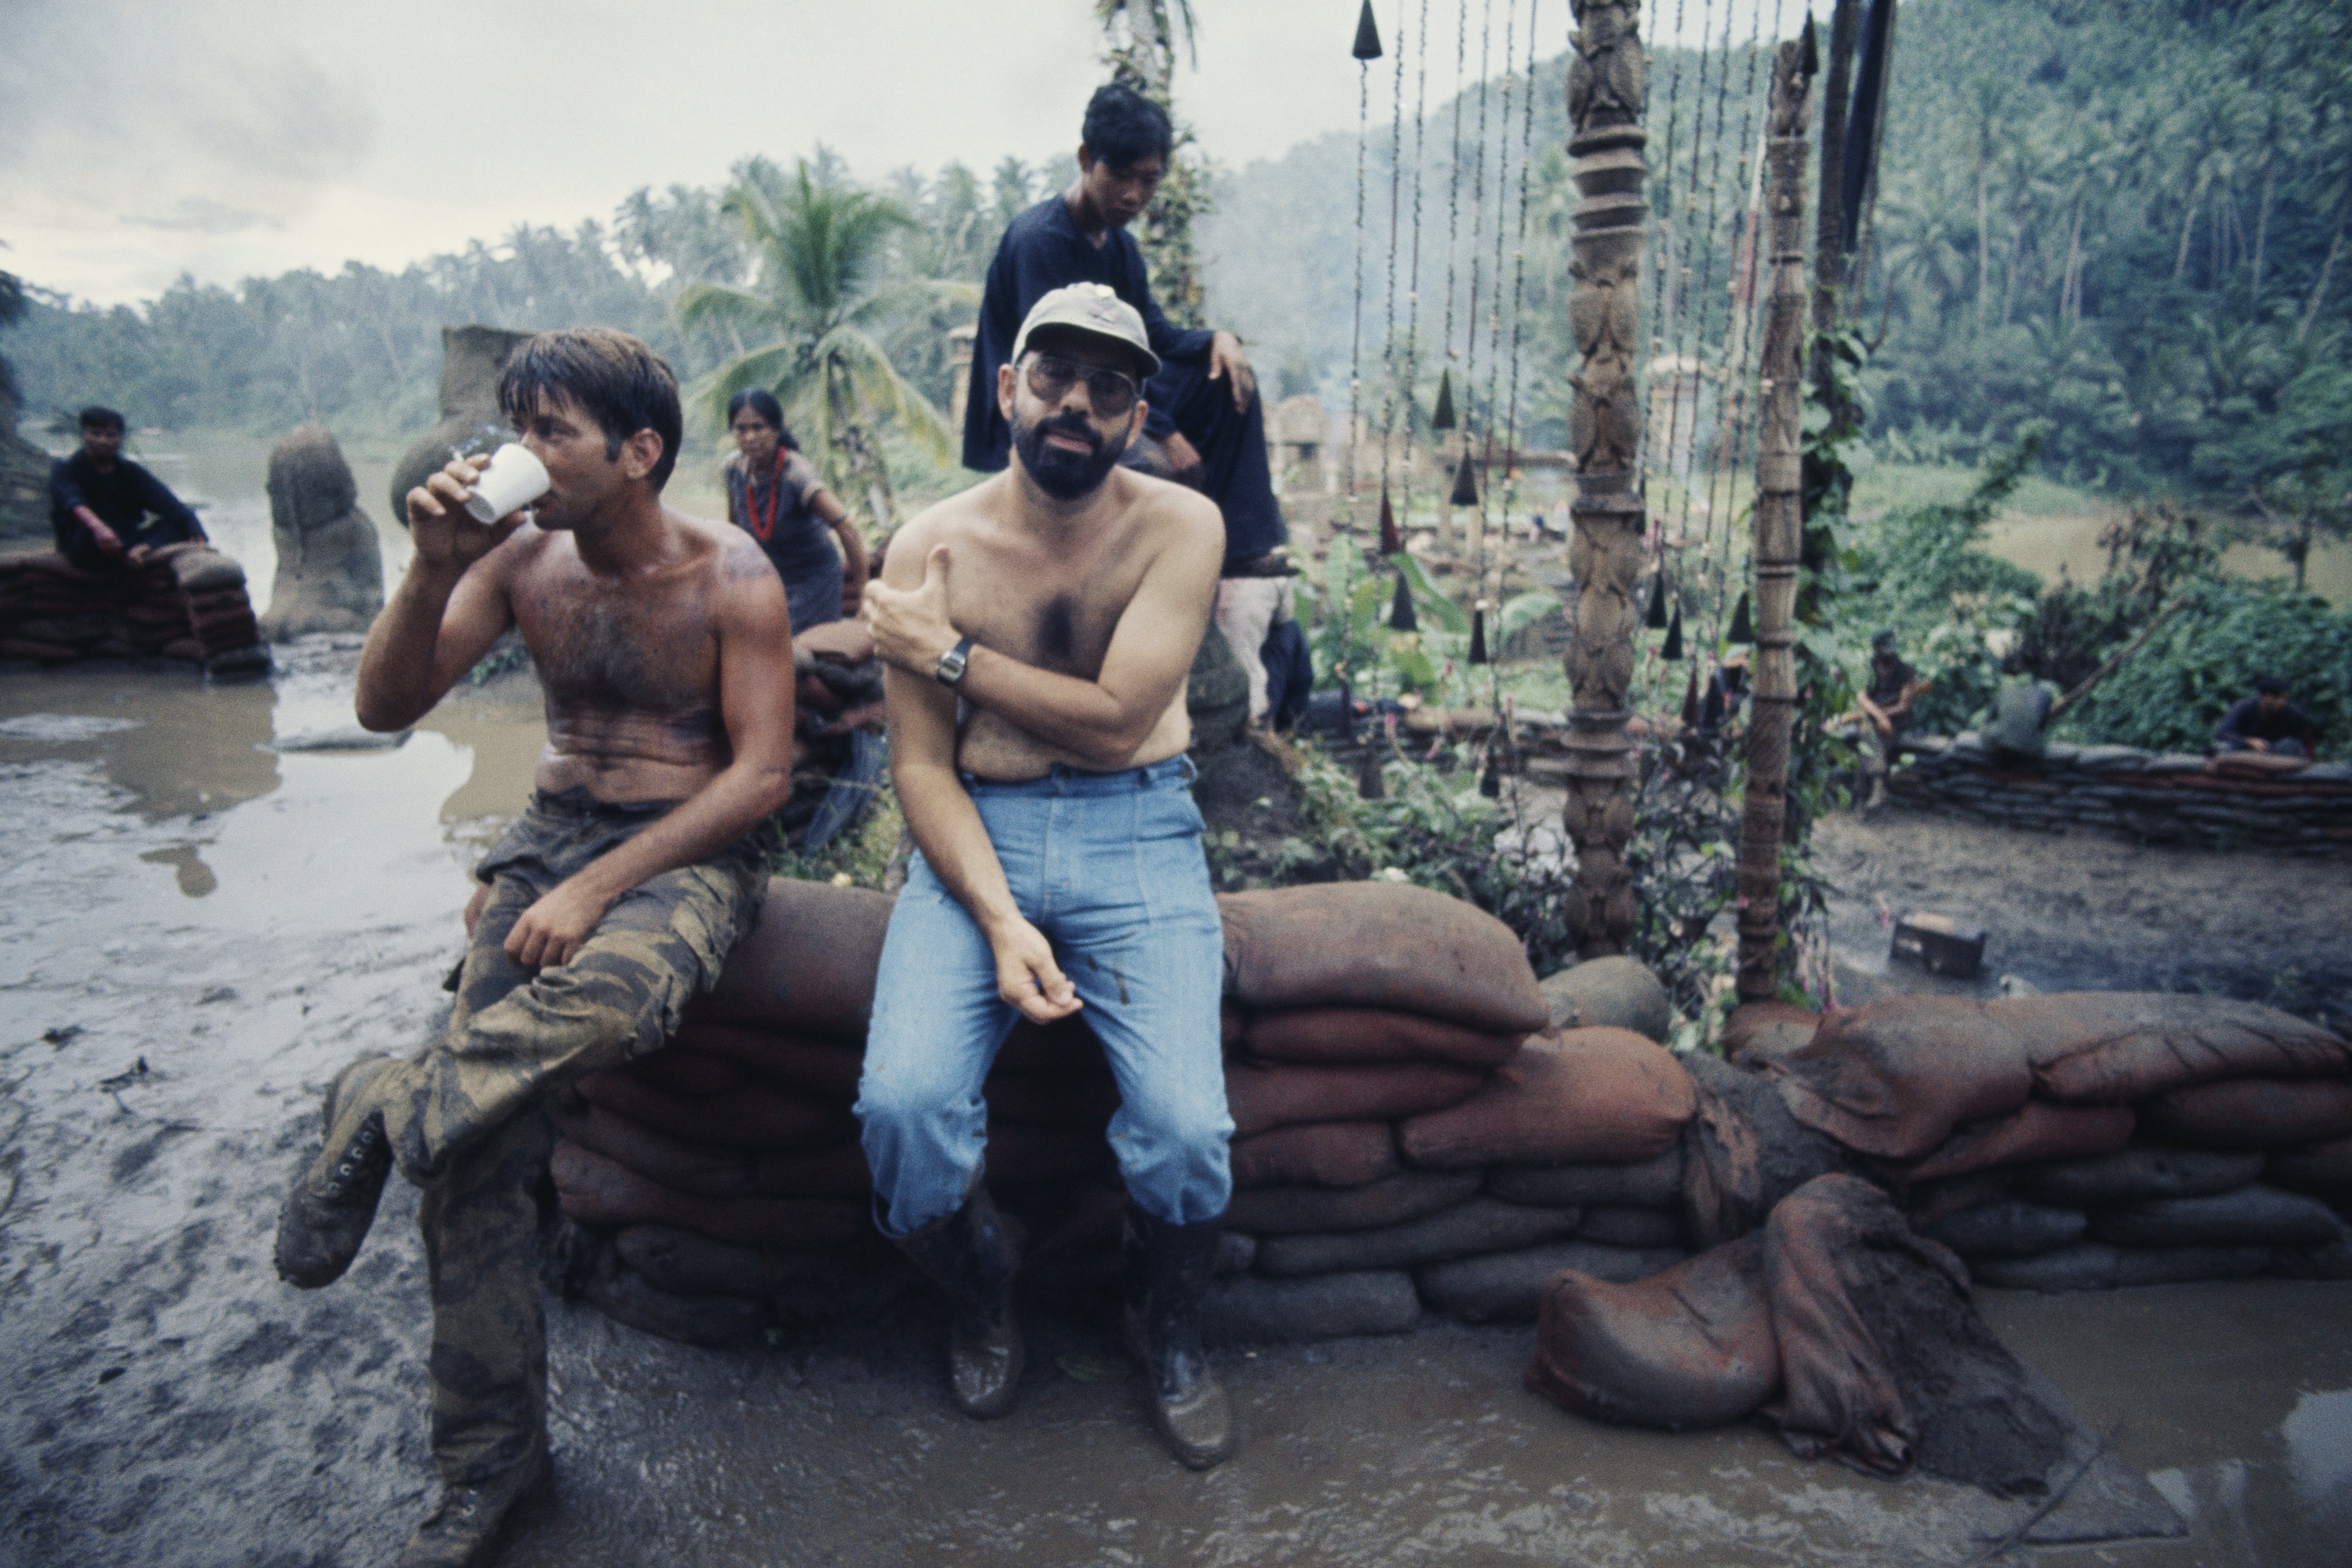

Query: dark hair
<box><xmin>726</xmin><ymin>387</ymin><xmax>799</xmax><ymax>450</ymax></box>
<box><xmin>497</xmin><ymin>328</ymin><xmax>682</xmax><ymax>490</ymax></box>
<box><xmin>79</xmin><ymin>405</ymin><xmax>125</xmax><ymax>433</ymax></box>
<box><xmin>1082</xmin><ymin>83</ymin><xmax>1173</xmax><ymax>169</ymax></box>
<box><xmin>2256</xmin><ymin>675</ymin><xmax>2290</xmax><ymax>696</ymax></box>
<box><xmin>1871</xmin><ymin>629</ymin><xmax>1899</xmax><ymax>654</ymax></box>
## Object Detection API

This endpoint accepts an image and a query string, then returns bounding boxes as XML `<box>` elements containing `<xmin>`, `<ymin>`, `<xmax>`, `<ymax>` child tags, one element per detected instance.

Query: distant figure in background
<box><xmin>47</xmin><ymin>406</ymin><xmax>207</xmax><ymax>574</ymax></box>
<box><xmin>1857</xmin><ymin>630</ymin><xmax>1920</xmax><ymax>813</ymax></box>
<box><xmin>2214</xmin><ymin>675</ymin><xmax>2318</xmax><ymax>759</ymax></box>
<box><xmin>721</xmin><ymin>388</ymin><xmax>867</xmax><ymax>632</ymax></box>
<box><xmin>1698</xmin><ymin>646</ymin><xmax>1751</xmax><ymax>738</ymax></box>
<box><xmin>963</xmin><ymin>83</ymin><xmax>1287</xmax><ymax>578</ymax></box>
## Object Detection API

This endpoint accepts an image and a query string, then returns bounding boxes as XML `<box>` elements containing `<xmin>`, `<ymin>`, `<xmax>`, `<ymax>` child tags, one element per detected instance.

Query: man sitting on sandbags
<box><xmin>270</xmin><ymin>330</ymin><xmax>796</xmax><ymax>1567</ymax></box>
<box><xmin>858</xmin><ymin>287</ymin><xmax>1237</xmax><ymax>1468</ymax></box>
<box><xmin>47</xmin><ymin>405</ymin><xmax>208</xmax><ymax>573</ymax></box>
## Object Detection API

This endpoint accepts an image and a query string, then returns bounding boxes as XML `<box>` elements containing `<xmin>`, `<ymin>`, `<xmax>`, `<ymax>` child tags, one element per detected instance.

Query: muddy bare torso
<box><xmin>507</xmin><ymin>516</ymin><xmax>746</xmax><ymax>802</ymax></box>
<box><xmin>938</xmin><ymin>482</ymin><xmax>1192</xmax><ymax>781</ymax></box>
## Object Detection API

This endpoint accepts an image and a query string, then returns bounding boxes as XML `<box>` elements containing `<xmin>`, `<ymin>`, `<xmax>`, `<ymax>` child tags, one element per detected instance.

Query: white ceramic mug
<box><xmin>463</xmin><ymin>443</ymin><xmax>551</xmax><ymax>523</ymax></box>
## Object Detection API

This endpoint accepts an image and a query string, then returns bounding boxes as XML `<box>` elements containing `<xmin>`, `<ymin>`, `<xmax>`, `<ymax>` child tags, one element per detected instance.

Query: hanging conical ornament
<box><xmin>1448</xmin><ymin>447</ymin><xmax>1480</xmax><ymax>508</ymax></box>
<box><xmin>1388</xmin><ymin>571</ymin><xmax>1418</xmax><ymax>632</ymax></box>
<box><xmin>1378</xmin><ymin>485</ymin><xmax>1403</xmax><ymax>554</ymax></box>
<box><xmin>1479</xmin><ymin>759</ymin><xmax>1502</xmax><ymax>798</ymax></box>
<box><xmin>1662</xmin><ymin>603</ymin><xmax>1685</xmax><ymax>660</ymax></box>
<box><xmin>1352</xmin><ymin>0</ymin><xmax>1384</xmax><ymax>60</ymax></box>
<box><xmin>1431</xmin><ymin>369</ymin><xmax>1457</xmax><ymax>431</ymax></box>
<box><xmin>1729</xmin><ymin>590</ymin><xmax>1756</xmax><ymax>645</ymax></box>
<box><xmin>1680</xmin><ymin>666</ymin><xmax>1701</xmax><ymax>728</ymax></box>
<box><xmin>1468</xmin><ymin>604</ymin><xmax>1489</xmax><ymax>665</ymax></box>
<box><xmin>1336</xmin><ymin>669</ymin><xmax>1356</xmax><ymax>742</ymax></box>
<box><xmin>1644</xmin><ymin>573</ymin><xmax>1669</xmax><ymax>629</ymax></box>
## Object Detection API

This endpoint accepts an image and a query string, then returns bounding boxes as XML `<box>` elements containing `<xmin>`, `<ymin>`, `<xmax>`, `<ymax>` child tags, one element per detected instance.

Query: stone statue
<box><xmin>258</xmin><ymin>424</ymin><xmax>384</xmax><ymax>640</ymax></box>
<box><xmin>386</xmin><ymin>325</ymin><xmax>532</xmax><ymax>524</ymax></box>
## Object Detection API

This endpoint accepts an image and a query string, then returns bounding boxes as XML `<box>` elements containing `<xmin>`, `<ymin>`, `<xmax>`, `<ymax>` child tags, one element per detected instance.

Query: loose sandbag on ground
<box><xmin>1216</xmin><ymin>883</ymin><xmax>1547</xmax><ymax>1034</ymax></box>
<box><xmin>1238</xmin><ymin>1007</ymin><xmax>1524</xmax><ymax>1069</ymax></box>
<box><xmin>1254</xmin><ymin>1197</ymin><xmax>1580</xmax><ymax>1277</ymax></box>
<box><xmin>1399</xmin><ymin>1028</ymin><xmax>1695</xmax><ymax>1169</ymax></box>
<box><xmin>1201</xmin><ymin>1270</ymin><xmax>1422</xmax><ymax>1344</ymax></box>
<box><xmin>1679</xmin><ymin>1051</ymin><xmax>1854</xmax><ymax>1249</ymax></box>
<box><xmin>574</xmin><ymin>1071</ymin><xmax>859</xmax><ymax>1152</ymax></box>
<box><xmin>1765</xmin><ymin>998</ymin><xmax>2034</xmax><ymax>1162</ymax></box>
<box><xmin>621</xmin><ymin>1048</ymin><xmax>756</xmax><ymax>1098</ymax></box>
<box><xmin>2091</xmin><ymin>1184</ymin><xmax>2348</xmax><ymax>1248</ymax></box>
<box><xmin>1525</xmin><ymin>1233</ymin><xmax>1777</xmax><ymax>1431</ymax></box>
<box><xmin>1577</xmin><ymin>1206</ymin><xmax>1687</xmax><ymax>1248</ymax></box>
<box><xmin>1416</xmin><ymin>1241</ymin><xmax>1690</xmax><ymax>1322</ymax></box>
<box><xmin>1904</xmin><ymin>1101</ymin><xmax>2138</xmax><ymax>1183</ymax></box>
<box><xmin>1229</xmin><ymin>1121</ymin><xmax>1401</xmax><ymax>1189</ymax></box>
<box><xmin>2017</xmin><ymin>1146</ymin><xmax>2266</xmax><ymax>1207</ymax></box>
<box><xmin>1224</xmin><ymin>1059</ymin><xmax>1484</xmax><ymax>1140</ymax></box>
<box><xmin>2140</xmin><ymin>1078</ymin><xmax>2352</xmax><ymax>1149</ymax></box>
<box><xmin>1721</xmin><ymin>1002</ymin><xmax>1821</xmax><ymax>1064</ymax></box>
<box><xmin>1973</xmin><ymin>1243</ymin><xmax>2275</xmax><ymax>1292</ymax></box>
<box><xmin>1538</xmin><ymin>957</ymin><xmax>1673</xmax><ymax>1043</ymax></box>
<box><xmin>753</xmin><ymin>1142</ymin><xmax>876</xmax><ymax>1198</ymax></box>
<box><xmin>2269</xmin><ymin>1133</ymin><xmax>2352</xmax><ymax>1194</ymax></box>
<box><xmin>548</xmin><ymin>1095</ymin><xmax>756</xmax><ymax>1198</ymax></box>
<box><xmin>615</xmin><ymin>1224</ymin><xmax>862</xmax><ymax>1298</ymax></box>
<box><xmin>1225</xmin><ymin>1171</ymin><xmax>1482</xmax><ymax>1235</ymax></box>
<box><xmin>579</xmin><ymin>1266</ymin><xmax>766</xmax><ymax>1349</ymax></box>
<box><xmin>1922</xmin><ymin>1199</ymin><xmax>2090</xmax><ymax>1259</ymax></box>
<box><xmin>672</xmin><ymin>1024</ymin><xmax>864</xmax><ymax>1100</ymax></box>
<box><xmin>981</xmin><ymin>1072</ymin><xmax>1121</xmax><ymax>1128</ymax></box>
<box><xmin>1488</xmin><ymin>1149</ymin><xmax>1685</xmax><ymax>1211</ymax></box>
<box><xmin>693</xmin><ymin>877</ymin><xmax>894</xmax><ymax>1038</ymax></box>
<box><xmin>551</xmin><ymin>1143</ymin><xmax>866</xmax><ymax>1249</ymax></box>
<box><xmin>2006</xmin><ymin>993</ymin><xmax>2352</xmax><ymax>1105</ymax></box>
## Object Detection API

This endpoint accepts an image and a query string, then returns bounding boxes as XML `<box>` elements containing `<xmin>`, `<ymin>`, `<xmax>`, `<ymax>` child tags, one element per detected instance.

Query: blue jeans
<box><xmin>855</xmin><ymin>756</ymin><xmax>1232</xmax><ymax>1237</ymax></box>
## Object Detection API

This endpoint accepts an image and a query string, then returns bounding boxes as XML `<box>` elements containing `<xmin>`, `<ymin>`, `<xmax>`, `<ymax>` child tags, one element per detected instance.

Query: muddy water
<box><xmin>4</xmin><ymin>651</ymin><xmax>2349</xmax><ymax>1566</ymax></box>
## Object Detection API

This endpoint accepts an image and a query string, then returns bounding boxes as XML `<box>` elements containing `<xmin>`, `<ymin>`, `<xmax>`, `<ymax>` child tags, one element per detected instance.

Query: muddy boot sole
<box><xmin>273</xmin><ymin>1055</ymin><xmax>398</xmax><ymax>1288</ymax></box>
<box><xmin>397</xmin><ymin>1447</ymin><xmax>554</xmax><ymax>1568</ymax></box>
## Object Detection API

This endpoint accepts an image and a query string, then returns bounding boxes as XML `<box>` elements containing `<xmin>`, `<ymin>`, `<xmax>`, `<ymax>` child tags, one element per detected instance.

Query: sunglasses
<box><xmin>1024</xmin><ymin>354</ymin><xmax>1141</xmax><ymax>417</ymax></box>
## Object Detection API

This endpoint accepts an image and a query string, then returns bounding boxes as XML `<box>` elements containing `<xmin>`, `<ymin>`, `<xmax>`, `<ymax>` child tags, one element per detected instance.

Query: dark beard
<box><xmin>1013</xmin><ymin>408</ymin><xmax>1129</xmax><ymax>500</ymax></box>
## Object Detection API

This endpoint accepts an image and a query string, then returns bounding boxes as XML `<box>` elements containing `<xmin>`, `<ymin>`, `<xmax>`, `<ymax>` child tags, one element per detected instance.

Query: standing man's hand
<box><xmin>988</xmin><ymin>914</ymin><xmax>1081</xmax><ymax>1024</ymax></box>
<box><xmin>1208</xmin><ymin>330</ymin><xmax>1255</xmax><ymax>412</ymax></box>
<box><xmin>862</xmin><ymin>543</ymin><xmax>959</xmax><ymax>674</ymax></box>
<box><xmin>1160</xmin><ymin>431</ymin><xmax>1204</xmax><ymax>480</ymax></box>
<box><xmin>406</xmin><ymin>457</ymin><xmax>526</xmax><ymax>574</ymax></box>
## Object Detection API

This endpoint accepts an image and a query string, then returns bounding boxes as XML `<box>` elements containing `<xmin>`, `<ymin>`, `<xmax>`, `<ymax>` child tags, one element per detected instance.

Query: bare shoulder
<box><xmin>670</xmin><ymin>508</ymin><xmax>785</xmax><ymax>599</ymax></box>
<box><xmin>885</xmin><ymin>481</ymin><xmax>997</xmax><ymax>585</ymax></box>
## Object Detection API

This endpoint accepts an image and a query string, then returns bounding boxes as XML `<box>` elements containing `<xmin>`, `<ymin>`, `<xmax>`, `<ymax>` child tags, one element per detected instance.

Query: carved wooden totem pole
<box><xmin>1560</xmin><ymin>0</ymin><xmax>1650</xmax><ymax>958</ymax></box>
<box><xmin>1736</xmin><ymin>24</ymin><xmax>1819</xmax><ymax>1000</ymax></box>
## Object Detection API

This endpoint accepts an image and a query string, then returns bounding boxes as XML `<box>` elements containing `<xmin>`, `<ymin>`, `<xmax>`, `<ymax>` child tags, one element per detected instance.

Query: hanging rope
<box><xmin>1500</xmin><ymin>0</ymin><xmax>1541</xmax><ymax>542</ymax></box>
<box><xmin>1671</xmin><ymin>0</ymin><xmax>1748</xmax><ymax>566</ymax></box>
<box><xmin>1458</xmin><ymin>0</ymin><xmax>1496</xmax><ymax>534</ymax></box>
<box><xmin>1398</xmin><ymin>0</ymin><xmax>1432</xmax><ymax>547</ymax></box>
<box><xmin>1654</xmin><ymin>0</ymin><xmax>1724</xmax><ymax>538</ymax></box>
<box><xmin>1378</xmin><ymin>1</ymin><xmax>1410</xmax><ymax>551</ymax></box>
<box><xmin>1435</xmin><ymin>0</ymin><xmax>1468</xmax><ymax>452</ymax></box>
<box><xmin>1344</xmin><ymin>3</ymin><xmax>1381</xmax><ymax>531</ymax></box>
<box><xmin>1478</xmin><ymin>0</ymin><xmax>1517</xmax><ymax>551</ymax></box>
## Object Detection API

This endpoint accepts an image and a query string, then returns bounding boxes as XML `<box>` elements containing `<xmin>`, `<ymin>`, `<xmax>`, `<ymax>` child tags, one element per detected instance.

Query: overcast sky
<box><xmin>1</xmin><ymin>0</ymin><xmax>1821</xmax><ymax>306</ymax></box>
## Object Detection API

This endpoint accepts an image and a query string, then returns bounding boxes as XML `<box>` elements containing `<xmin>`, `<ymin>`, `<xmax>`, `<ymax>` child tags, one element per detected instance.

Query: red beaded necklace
<box><xmin>743</xmin><ymin>450</ymin><xmax>785</xmax><ymax>541</ymax></box>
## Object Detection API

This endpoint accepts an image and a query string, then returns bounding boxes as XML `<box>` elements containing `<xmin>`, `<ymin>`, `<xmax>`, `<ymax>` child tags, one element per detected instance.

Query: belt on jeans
<box><xmin>962</xmin><ymin>755</ymin><xmax>1197</xmax><ymax>792</ymax></box>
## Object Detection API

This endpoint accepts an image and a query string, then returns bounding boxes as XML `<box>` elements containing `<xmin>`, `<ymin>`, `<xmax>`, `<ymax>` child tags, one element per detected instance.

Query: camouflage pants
<box><xmin>374</xmin><ymin>787</ymin><xmax>766</xmax><ymax>1483</ymax></box>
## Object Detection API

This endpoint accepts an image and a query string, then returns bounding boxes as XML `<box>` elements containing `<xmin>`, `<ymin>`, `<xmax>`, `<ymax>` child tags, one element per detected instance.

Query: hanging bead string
<box><xmin>1500</xmin><ymin>0</ymin><xmax>1540</xmax><ymax>538</ymax></box>
<box><xmin>1378</xmin><ymin>2</ymin><xmax>1410</xmax><ymax>512</ymax></box>
<box><xmin>1671</xmin><ymin>0</ymin><xmax>1746</xmax><ymax>569</ymax></box>
<box><xmin>1438</xmin><ymin>0</ymin><xmax>1468</xmax><ymax>448</ymax></box>
<box><xmin>1701</xmin><ymin>0</ymin><xmax>1785</xmax><ymax>653</ymax></box>
<box><xmin>1345</xmin><ymin>18</ymin><xmax>1374</xmax><ymax>530</ymax></box>
<box><xmin>1655</xmin><ymin>0</ymin><xmax>1723</xmax><ymax>563</ymax></box>
<box><xmin>1641</xmin><ymin>0</ymin><xmax>1693</xmax><ymax>487</ymax></box>
<box><xmin>1477</xmin><ymin>0</ymin><xmax>1517</xmax><ymax>565</ymax></box>
<box><xmin>1399</xmin><ymin>0</ymin><xmax>1433</xmax><ymax>535</ymax></box>
<box><xmin>1461</xmin><ymin>0</ymin><xmax>1496</xmax><ymax>507</ymax></box>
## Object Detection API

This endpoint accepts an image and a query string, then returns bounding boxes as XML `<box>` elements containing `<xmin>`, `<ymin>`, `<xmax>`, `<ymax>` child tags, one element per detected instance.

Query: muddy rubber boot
<box><xmin>1124</xmin><ymin>1210</ymin><xmax>1238</xmax><ymax>1470</ymax></box>
<box><xmin>273</xmin><ymin>1055</ymin><xmax>398</xmax><ymax>1288</ymax></box>
<box><xmin>396</xmin><ymin>1446</ymin><xmax>553</xmax><ymax>1568</ymax></box>
<box><xmin>889</xmin><ymin>1182</ymin><xmax>1026</xmax><ymax>1419</ymax></box>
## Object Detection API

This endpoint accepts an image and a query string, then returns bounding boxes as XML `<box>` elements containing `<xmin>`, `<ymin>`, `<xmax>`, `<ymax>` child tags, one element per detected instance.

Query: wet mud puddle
<box><xmin>3</xmin><ymin>648</ymin><xmax>2348</xmax><ymax>1566</ymax></box>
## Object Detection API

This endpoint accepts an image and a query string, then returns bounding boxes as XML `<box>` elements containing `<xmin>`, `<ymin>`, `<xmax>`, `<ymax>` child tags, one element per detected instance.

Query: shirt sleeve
<box><xmin>961</xmin><ymin>232</ymin><xmax>1031</xmax><ymax>472</ymax></box>
<box><xmin>2214</xmin><ymin>698</ymin><xmax>2255</xmax><ymax>747</ymax></box>
<box><xmin>132</xmin><ymin>463</ymin><xmax>205</xmax><ymax>539</ymax></box>
<box><xmin>1122</xmin><ymin>238</ymin><xmax>1213</xmax><ymax>365</ymax></box>
<box><xmin>784</xmin><ymin>453</ymin><xmax>826</xmax><ymax>508</ymax></box>
<box><xmin>47</xmin><ymin>458</ymin><xmax>87</xmax><ymax>521</ymax></box>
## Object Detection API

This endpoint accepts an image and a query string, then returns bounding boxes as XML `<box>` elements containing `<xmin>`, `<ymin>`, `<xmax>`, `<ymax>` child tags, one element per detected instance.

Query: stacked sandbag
<box><xmin>0</xmin><ymin>547</ymin><xmax>266</xmax><ymax>674</ymax></box>
<box><xmin>1742</xmin><ymin>992</ymin><xmax>2352</xmax><ymax>1289</ymax></box>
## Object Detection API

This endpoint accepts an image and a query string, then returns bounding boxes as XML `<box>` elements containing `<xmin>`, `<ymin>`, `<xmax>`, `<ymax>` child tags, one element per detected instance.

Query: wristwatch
<box><xmin>934</xmin><ymin>635</ymin><xmax>975</xmax><ymax>686</ymax></box>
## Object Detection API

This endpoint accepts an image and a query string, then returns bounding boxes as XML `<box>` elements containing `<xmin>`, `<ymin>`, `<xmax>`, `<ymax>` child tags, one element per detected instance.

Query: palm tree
<box><xmin>677</xmin><ymin>158</ymin><xmax>970</xmax><ymax>529</ymax></box>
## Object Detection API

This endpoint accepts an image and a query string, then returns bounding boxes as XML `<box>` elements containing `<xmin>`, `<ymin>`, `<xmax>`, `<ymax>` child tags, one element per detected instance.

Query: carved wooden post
<box><xmin>1736</xmin><ymin>23</ymin><xmax>1818</xmax><ymax>1002</ymax></box>
<box><xmin>1559</xmin><ymin>0</ymin><xmax>1651</xmax><ymax>959</ymax></box>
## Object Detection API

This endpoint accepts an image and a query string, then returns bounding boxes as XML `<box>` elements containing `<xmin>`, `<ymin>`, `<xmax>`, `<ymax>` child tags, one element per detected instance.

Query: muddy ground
<box><xmin>3</xmin><ymin>646</ymin><xmax>2348</xmax><ymax>1567</ymax></box>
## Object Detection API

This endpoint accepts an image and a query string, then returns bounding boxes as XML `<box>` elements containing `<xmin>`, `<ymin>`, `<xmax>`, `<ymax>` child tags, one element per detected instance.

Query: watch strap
<box><xmin>935</xmin><ymin>635</ymin><xmax>975</xmax><ymax>685</ymax></box>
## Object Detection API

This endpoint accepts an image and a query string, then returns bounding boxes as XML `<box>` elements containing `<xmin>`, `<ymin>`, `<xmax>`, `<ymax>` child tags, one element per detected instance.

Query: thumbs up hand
<box><xmin>863</xmin><ymin>543</ymin><xmax>962</xmax><ymax>675</ymax></box>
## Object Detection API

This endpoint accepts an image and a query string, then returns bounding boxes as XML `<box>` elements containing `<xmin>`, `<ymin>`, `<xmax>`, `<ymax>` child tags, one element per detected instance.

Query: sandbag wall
<box><xmin>546</xmin><ymin>878</ymin><xmax>1720</xmax><ymax>1346</ymax></box>
<box><xmin>1729</xmin><ymin>994</ymin><xmax>2352</xmax><ymax>1290</ymax></box>
<box><xmin>0</xmin><ymin>547</ymin><xmax>266</xmax><ymax>674</ymax></box>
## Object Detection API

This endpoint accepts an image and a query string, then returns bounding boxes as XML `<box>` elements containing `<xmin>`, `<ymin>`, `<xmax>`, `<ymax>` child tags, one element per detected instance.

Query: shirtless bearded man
<box><xmin>857</xmin><ymin>285</ymin><xmax>1236</xmax><ymax>1468</ymax></box>
<box><xmin>271</xmin><ymin>329</ymin><xmax>795</xmax><ymax>1565</ymax></box>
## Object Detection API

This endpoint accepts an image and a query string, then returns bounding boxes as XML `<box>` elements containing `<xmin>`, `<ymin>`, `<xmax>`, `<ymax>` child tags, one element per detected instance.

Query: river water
<box><xmin>3</xmin><ymin>643</ymin><xmax>2348</xmax><ymax>1564</ymax></box>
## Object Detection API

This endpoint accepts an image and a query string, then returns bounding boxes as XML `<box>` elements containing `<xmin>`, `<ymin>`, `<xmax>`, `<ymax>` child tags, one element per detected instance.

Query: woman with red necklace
<box><xmin>721</xmin><ymin>388</ymin><xmax>870</xmax><ymax>632</ymax></box>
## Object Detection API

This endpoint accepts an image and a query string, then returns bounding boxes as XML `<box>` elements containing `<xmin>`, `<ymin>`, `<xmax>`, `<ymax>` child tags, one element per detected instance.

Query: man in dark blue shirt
<box><xmin>47</xmin><ymin>405</ymin><xmax>206</xmax><ymax>574</ymax></box>
<box><xmin>963</xmin><ymin>84</ymin><xmax>1286</xmax><ymax>574</ymax></box>
<box><xmin>2214</xmin><ymin>676</ymin><xmax>2319</xmax><ymax>758</ymax></box>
